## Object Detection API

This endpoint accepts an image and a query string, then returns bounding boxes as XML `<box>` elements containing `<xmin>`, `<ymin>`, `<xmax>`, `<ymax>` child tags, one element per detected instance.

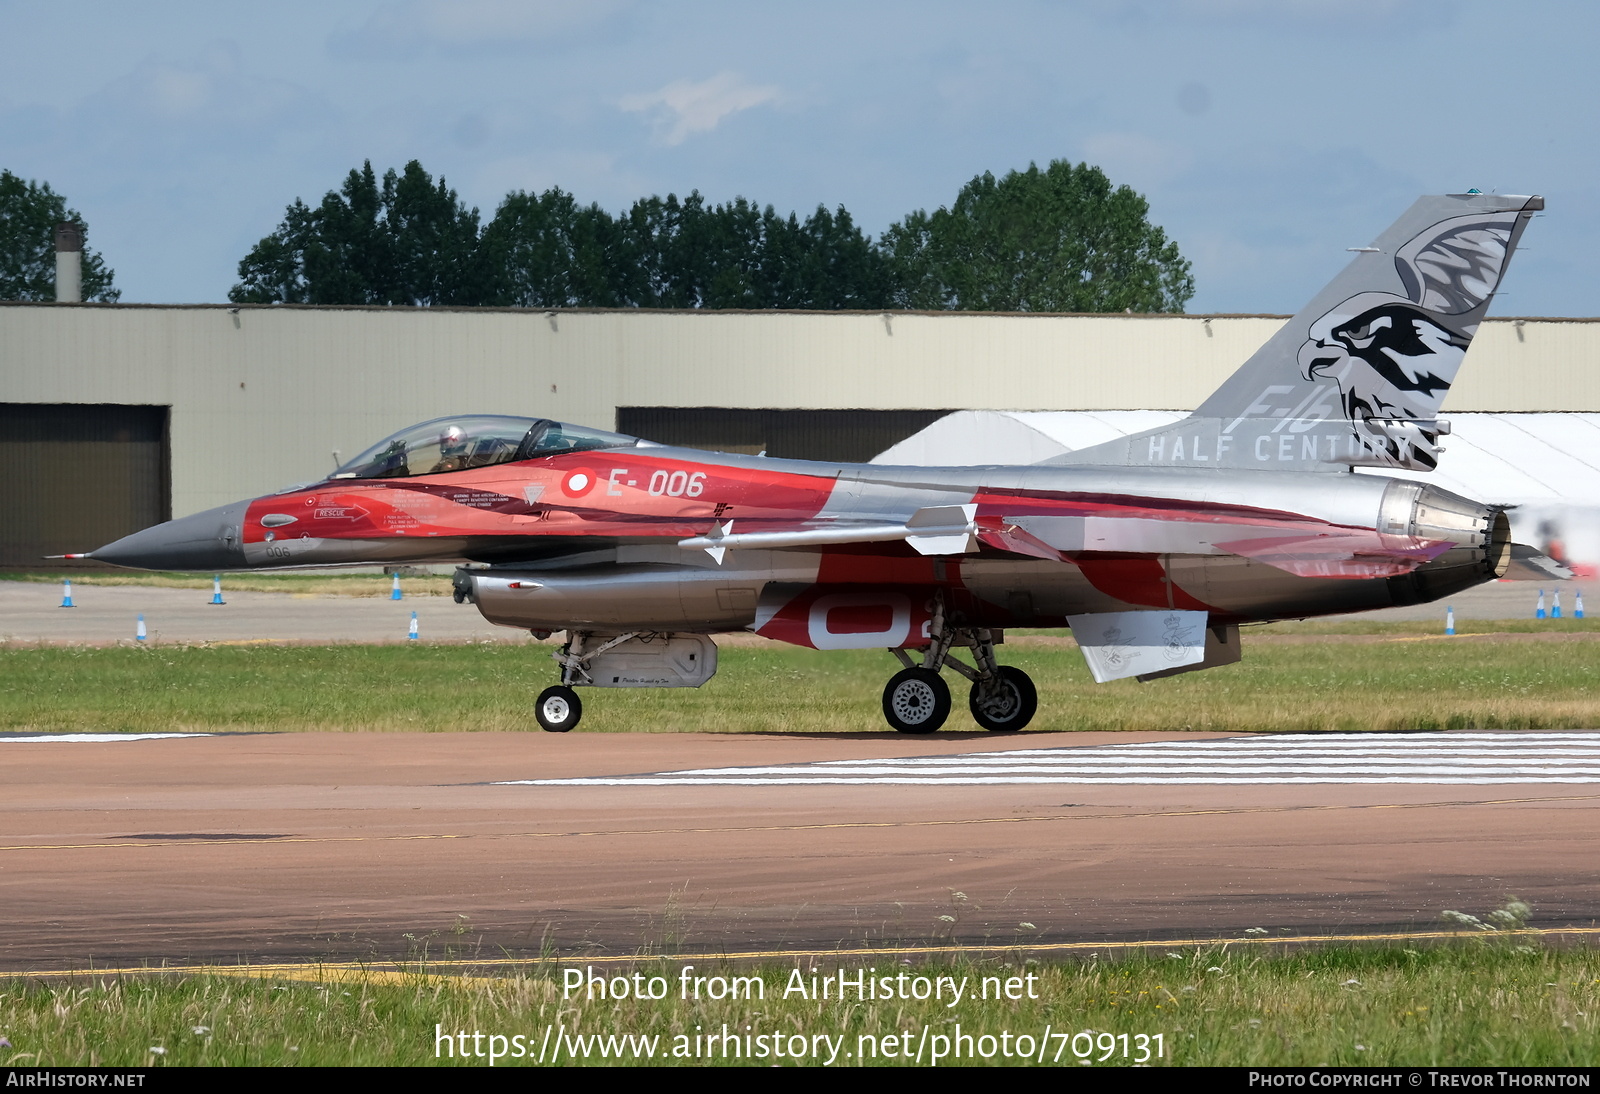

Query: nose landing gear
<box><xmin>535</xmin><ymin>685</ymin><xmax>582</xmax><ymax>732</ymax></box>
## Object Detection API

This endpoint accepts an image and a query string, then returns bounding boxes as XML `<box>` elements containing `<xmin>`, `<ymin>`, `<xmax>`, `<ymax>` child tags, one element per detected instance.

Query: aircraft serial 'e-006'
<box><xmin>89</xmin><ymin>193</ymin><xmax>1561</xmax><ymax>734</ymax></box>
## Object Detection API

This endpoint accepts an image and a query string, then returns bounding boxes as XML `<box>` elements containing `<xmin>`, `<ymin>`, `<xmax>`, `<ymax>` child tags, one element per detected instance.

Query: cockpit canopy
<box><xmin>330</xmin><ymin>416</ymin><xmax>640</xmax><ymax>480</ymax></box>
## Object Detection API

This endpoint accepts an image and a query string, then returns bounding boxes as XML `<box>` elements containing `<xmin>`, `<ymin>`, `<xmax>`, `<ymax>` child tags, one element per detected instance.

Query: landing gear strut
<box><xmin>536</xmin><ymin>630</ymin><xmax>646</xmax><ymax>733</ymax></box>
<box><xmin>880</xmin><ymin>596</ymin><xmax>1036</xmax><ymax>733</ymax></box>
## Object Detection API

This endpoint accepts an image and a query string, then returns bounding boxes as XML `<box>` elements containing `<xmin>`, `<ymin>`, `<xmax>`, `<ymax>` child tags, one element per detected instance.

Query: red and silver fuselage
<box><xmin>91</xmin><ymin>443</ymin><xmax>1508</xmax><ymax>649</ymax></box>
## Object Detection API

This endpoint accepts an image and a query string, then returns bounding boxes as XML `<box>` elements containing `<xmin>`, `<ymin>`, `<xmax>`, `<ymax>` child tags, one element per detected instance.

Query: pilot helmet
<box><xmin>438</xmin><ymin>424</ymin><xmax>469</xmax><ymax>457</ymax></box>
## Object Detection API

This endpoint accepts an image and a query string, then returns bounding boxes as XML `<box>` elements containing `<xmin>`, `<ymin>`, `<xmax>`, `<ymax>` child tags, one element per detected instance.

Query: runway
<box><xmin>510</xmin><ymin>732</ymin><xmax>1600</xmax><ymax>786</ymax></box>
<box><xmin>5</xmin><ymin>729</ymin><xmax>1599</xmax><ymax>972</ymax></box>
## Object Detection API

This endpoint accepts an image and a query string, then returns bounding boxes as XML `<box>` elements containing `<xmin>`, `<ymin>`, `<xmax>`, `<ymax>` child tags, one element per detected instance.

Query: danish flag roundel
<box><xmin>560</xmin><ymin>469</ymin><xmax>596</xmax><ymax>498</ymax></box>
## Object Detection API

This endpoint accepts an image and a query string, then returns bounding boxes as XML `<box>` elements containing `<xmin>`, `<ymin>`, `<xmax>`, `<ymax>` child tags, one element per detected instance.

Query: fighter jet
<box><xmin>91</xmin><ymin>193</ymin><xmax>1546</xmax><ymax>733</ymax></box>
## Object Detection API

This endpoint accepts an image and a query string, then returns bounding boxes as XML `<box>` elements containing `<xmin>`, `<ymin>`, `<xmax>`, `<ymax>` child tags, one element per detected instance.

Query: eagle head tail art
<box><xmin>1059</xmin><ymin>193</ymin><xmax>1543</xmax><ymax>473</ymax></box>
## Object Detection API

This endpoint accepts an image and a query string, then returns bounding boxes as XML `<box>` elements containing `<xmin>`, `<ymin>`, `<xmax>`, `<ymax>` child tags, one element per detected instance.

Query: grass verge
<box><xmin>4</xmin><ymin>938</ymin><xmax>1598</xmax><ymax>1066</ymax></box>
<box><xmin>3</xmin><ymin>637</ymin><xmax>1600</xmax><ymax>734</ymax></box>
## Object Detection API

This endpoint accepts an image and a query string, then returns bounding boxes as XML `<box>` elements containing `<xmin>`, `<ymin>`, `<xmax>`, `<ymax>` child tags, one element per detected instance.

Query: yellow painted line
<box><xmin>25</xmin><ymin>926</ymin><xmax>1600</xmax><ymax>983</ymax></box>
<box><xmin>5</xmin><ymin>792</ymin><xmax>1598</xmax><ymax>854</ymax></box>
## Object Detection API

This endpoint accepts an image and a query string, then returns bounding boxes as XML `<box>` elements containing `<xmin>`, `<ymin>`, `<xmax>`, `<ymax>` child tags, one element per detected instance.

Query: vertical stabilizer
<box><xmin>1056</xmin><ymin>193</ymin><xmax>1542</xmax><ymax>472</ymax></box>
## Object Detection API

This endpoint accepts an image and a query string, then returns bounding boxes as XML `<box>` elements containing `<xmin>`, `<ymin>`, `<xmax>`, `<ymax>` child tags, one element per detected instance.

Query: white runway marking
<box><xmin>503</xmin><ymin>732</ymin><xmax>1600</xmax><ymax>787</ymax></box>
<box><xmin>0</xmin><ymin>733</ymin><xmax>211</xmax><ymax>743</ymax></box>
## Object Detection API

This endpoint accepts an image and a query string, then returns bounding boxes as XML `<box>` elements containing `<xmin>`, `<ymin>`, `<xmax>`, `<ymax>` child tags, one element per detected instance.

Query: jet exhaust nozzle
<box><xmin>1381</xmin><ymin>481</ymin><xmax>1510</xmax><ymax>605</ymax></box>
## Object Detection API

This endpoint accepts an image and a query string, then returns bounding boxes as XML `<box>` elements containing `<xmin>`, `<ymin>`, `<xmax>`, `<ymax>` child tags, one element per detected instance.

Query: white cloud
<box><xmin>619</xmin><ymin>72</ymin><xmax>780</xmax><ymax>146</ymax></box>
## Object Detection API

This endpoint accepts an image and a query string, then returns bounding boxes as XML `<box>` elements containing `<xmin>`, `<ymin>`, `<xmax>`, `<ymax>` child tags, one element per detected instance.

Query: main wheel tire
<box><xmin>882</xmin><ymin>667</ymin><xmax>951</xmax><ymax>733</ymax></box>
<box><xmin>535</xmin><ymin>685</ymin><xmax>583</xmax><ymax>732</ymax></box>
<box><xmin>968</xmin><ymin>665</ymin><xmax>1038</xmax><ymax>732</ymax></box>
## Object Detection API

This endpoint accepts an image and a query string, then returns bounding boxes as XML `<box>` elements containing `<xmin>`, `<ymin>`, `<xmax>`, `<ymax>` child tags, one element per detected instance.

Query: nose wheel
<box><xmin>882</xmin><ymin>668</ymin><xmax>952</xmax><ymax>733</ymax></box>
<box><xmin>535</xmin><ymin>685</ymin><xmax>582</xmax><ymax>732</ymax></box>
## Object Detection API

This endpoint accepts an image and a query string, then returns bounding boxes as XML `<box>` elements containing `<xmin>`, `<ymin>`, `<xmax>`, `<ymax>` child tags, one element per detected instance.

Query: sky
<box><xmin>2</xmin><ymin>0</ymin><xmax>1595</xmax><ymax>314</ymax></box>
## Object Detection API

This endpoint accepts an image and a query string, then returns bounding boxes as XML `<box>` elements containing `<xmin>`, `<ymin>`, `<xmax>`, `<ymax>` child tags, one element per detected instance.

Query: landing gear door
<box><xmin>577</xmin><ymin>633</ymin><xmax>718</xmax><ymax>688</ymax></box>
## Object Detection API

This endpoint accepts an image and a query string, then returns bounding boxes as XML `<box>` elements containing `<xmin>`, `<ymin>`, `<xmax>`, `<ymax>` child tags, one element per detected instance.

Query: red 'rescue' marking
<box><xmin>1076</xmin><ymin>557</ymin><xmax>1213</xmax><ymax>611</ymax></box>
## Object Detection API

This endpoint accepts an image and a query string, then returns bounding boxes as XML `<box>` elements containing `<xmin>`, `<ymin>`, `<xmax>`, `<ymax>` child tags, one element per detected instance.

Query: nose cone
<box><xmin>90</xmin><ymin>501</ymin><xmax>250</xmax><ymax>571</ymax></box>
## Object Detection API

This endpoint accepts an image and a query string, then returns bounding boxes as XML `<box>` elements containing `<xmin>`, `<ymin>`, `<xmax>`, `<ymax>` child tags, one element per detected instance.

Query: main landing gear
<box><xmin>880</xmin><ymin>607</ymin><xmax>1037</xmax><ymax>734</ymax></box>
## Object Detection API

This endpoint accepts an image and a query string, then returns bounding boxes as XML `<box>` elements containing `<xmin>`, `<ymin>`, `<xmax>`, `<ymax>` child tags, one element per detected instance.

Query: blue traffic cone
<box><xmin>210</xmin><ymin>574</ymin><xmax>225</xmax><ymax>605</ymax></box>
<box><xmin>59</xmin><ymin>578</ymin><xmax>75</xmax><ymax>608</ymax></box>
<box><xmin>1553</xmin><ymin>590</ymin><xmax>1563</xmax><ymax>619</ymax></box>
<box><xmin>1446</xmin><ymin>605</ymin><xmax>1455</xmax><ymax>636</ymax></box>
<box><xmin>136</xmin><ymin>614</ymin><xmax>147</xmax><ymax>642</ymax></box>
<box><xmin>391</xmin><ymin>573</ymin><xmax>403</xmax><ymax>601</ymax></box>
<box><xmin>1536</xmin><ymin>589</ymin><xmax>1547</xmax><ymax>619</ymax></box>
<box><xmin>408</xmin><ymin>611</ymin><xmax>419</xmax><ymax>641</ymax></box>
<box><xmin>1577</xmin><ymin>590</ymin><xmax>1586</xmax><ymax>619</ymax></box>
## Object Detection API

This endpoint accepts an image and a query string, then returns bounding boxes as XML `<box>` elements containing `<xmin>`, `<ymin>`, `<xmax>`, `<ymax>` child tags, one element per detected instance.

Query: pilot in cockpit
<box><xmin>430</xmin><ymin>425</ymin><xmax>472</xmax><ymax>472</ymax></box>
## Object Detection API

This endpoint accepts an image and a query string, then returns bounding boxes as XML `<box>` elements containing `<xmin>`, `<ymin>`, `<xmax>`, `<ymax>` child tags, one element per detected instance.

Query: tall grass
<box><xmin>4</xmin><ymin>942</ymin><xmax>1598</xmax><ymax>1066</ymax></box>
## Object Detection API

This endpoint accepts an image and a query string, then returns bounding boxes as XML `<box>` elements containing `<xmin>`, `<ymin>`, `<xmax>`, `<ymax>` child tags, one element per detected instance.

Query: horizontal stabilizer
<box><xmin>1502</xmin><ymin>543</ymin><xmax>1576</xmax><ymax>581</ymax></box>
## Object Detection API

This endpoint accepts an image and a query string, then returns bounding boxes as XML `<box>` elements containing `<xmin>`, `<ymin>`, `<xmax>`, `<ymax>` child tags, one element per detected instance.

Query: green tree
<box><xmin>381</xmin><ymin>161</ymin><xmax>488</xmax><ymax>305</ymax></box>
<box><xmin>880</xmin><ymin>161</ymin><xmax>1193</xmax><ymax>313</ymax></box>
<box><xmin>617</xmin><ymin>191</ymin><xmax>726</xmax><ymax>308</ymax></box>
<box><xmin>231</xmin><ymin>161</ymin><xmax>486</xmax><ymax>305</ymax></box>
<box><xmin>612</xmin><ymin>192</ymin><xmax>893</xmax><ymax>309</ymax></box>
<box><xmin>479</xmin><ymin>187</ymin><xmax>633</xmax><ymax>307</ymax></box>
<box><xmin>235</xmin><ymin>162</ymin><xmax>1186</xmax><ymax>314</ymax></box>
<box><xmin>0</xmin><ymin>170</ymin><xmax>119</xmax><ymax>301</ymax></box>
<box><xmin>775</xmin><ymin>204</ymin><xmax>895</xmax><ymax>309</ymax></box>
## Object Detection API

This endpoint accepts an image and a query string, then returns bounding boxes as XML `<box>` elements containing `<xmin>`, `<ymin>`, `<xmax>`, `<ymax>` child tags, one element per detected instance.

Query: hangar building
<box><xmin>1</xmin><ymin>302</ymin><xmax>1596</xmax><ymax>568</ymax></box>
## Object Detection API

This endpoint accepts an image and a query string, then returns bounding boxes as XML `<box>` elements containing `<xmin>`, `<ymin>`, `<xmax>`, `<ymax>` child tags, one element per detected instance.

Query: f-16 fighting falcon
<box><xmin>89</xmin><ymin>193</ymin><xmax>1548</xmax><ymax>734</ymax></box>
